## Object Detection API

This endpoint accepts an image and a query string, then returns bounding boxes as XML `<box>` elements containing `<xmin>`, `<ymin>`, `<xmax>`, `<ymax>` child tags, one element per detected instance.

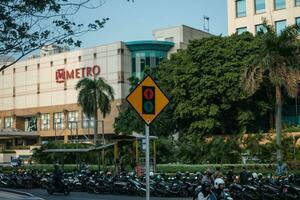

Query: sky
<box><xmin>75</xmin><ymin>0</ymin><xmax>228</xmax><ymax>48</ymax></box>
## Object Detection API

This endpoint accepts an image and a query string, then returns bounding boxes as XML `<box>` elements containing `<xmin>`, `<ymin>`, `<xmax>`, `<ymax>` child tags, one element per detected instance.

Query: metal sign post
<box><xmin>145</xmin><ymin>124</ymin><xmax>150</xmax><ymax>200</ymax></box>
<box><xmin>126</xmin><ymin>75</ymin><xmax>170</xmax><ymax>200</ymax></box>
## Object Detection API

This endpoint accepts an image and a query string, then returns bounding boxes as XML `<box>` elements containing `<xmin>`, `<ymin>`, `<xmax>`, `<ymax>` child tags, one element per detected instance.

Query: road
<box><xmin>21</xmin><ymin>189</ymin><xmax>191</xmax><ymax>200</ymax></box>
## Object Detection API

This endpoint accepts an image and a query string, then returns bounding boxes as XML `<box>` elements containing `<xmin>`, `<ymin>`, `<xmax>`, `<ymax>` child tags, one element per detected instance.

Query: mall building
<box><xmin>0</xmin><ymin>25</ymin><xmax>211</xmax><ymax>149</ymax></box>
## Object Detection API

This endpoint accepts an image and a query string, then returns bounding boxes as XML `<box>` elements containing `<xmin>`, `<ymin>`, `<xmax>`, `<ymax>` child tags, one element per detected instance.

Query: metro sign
<box><xmin>55</xmin><ymin>65</ymin><xmax>101</xmax><ymax>83</ymax></box>
<box><xmin>126</xmin><ymin>75</ymin><xmax>169</xmax><ymax>125</ymax></box>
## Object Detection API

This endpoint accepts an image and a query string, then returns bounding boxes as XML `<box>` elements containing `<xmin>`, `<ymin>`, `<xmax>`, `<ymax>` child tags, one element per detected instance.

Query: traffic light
<box><xmin>142</xmin><ymin>86</ymin><xmax>155</xmax><ymax>114</ymax></box>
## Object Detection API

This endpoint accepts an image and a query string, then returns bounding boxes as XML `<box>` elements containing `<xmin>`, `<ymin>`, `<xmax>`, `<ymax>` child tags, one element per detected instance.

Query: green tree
<box><xmin>0</xmin><ymin>0</ymin><xmax>134</xmax><ymax>71</ymax></box>
<box><xmin>114</xmin><ymin>67</ymin><xmax>177</xmax><ymax>137</ymax></box>
<box><xmin>76</xmin><ymin>77</ymin><xmax>114</xmax><ymax>144</ymax></box>
<box><xmin>242</xmin><ymin>23</ymin><xmax>300</xmax><ymax>162</ymax></box>
<box><xmin>158</xmin><ymin>33</ymin><xmax>270</xmax><ymax>137</ymax></box>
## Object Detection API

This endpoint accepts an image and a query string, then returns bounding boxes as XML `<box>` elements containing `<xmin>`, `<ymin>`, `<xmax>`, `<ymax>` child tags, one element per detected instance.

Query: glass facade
<box><xmin>274</xmin><ymin>0</ymin><xmax>286</xmax><ymax>10</ymax></box>
<box><xmin>4</xmin><ymin>117</ymin><xmax>13</xmax><ymax>128</ymax></box>
<box><xmin>255</xmin><ymin>0</ymin><xmax>265</xmax><ymax>13</ymax></box>
<box><xmin>275</xmin><ymin>20</ymin><xmax>287</xmax><ymax>35</ymax></box>
<box><xmin>236</xmin><ymin>27</ymin><xmax>247</xmax><ymax>34</ymax></box>
<box><xmin>126</xmin><ymin>41</ymin><xmax>174</xmax><ymax>79</ymax></box>
<box><xmin>131</xmin><ymin>51</ymin><xmax>167</xmax><ymax>78</ymax></box>
<box><xmin>236</xmin><ymin>0</ymin><xmax>246</xmax><ymax>17</ymax></box>
<box><xmin>41</xmin><ymin>114</ymin><xmax>50</xmax><ymax>131</ymax></box>
<box><xmin>255</xmin><ymin>24</ymin><xmax>267</xmax><ymax>33</ymax></box>
<box><xmin>82</xmin><ymin>113</ymin><xmax>95</xmax><ymax>129</ymax></box>
<box><xmin>53</xmin><ymin>112</ymin><xmax>64</xmax><ymax>130</ymax></box>
<box><xmin>297</xmin><ymin>0</ymin><xmax>300</xmax><ymax>6</ymax></box>
<box><xmin>68</xmin><ymin>111</ymin><xmax>78</xmax><ymax>129</ymax></box>
<box><xmin>296</xmin><ymin>17</ymin><xmax>300</xmax><ymax>26</ymax></box>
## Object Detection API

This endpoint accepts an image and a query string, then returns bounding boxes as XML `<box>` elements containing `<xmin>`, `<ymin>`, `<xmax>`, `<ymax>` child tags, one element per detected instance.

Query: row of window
<box><xmin>0</xmin><ymin>112</ymin><xmax>95</xmax><ymax>131</ymax></box>
<box><xmin>2</xmin><ymin>48</ymin><xmax>123</xmax><ymax>75</ymax></box>
<box><xmin>40</xmin><ymin>112</ymin><xmax>96</xmax><ymax>130</ymax></box>
<box><xmin>236</xmin><ymin>0</ymin><xmax>300</xmax><ymax>18</ymax></box>
<box><xmin>236</xmin><ymin>17</ymin><xmax>300</xmax><ymax>34</ymax></box>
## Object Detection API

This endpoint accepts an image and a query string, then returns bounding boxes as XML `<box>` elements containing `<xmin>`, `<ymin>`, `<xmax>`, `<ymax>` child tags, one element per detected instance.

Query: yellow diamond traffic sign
<box><xmin>126</xmin><ymin>75</ymin><xmax>170</xmax><ymax>125</ymax></box>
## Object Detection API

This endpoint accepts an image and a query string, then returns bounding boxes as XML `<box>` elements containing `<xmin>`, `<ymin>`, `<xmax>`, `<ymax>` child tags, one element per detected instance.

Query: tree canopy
<box><xmin>0</xmin><ymin>0</ymin><xmax>133</xmax><ymax>71</ymax></box>
<box><xmin>158</xmin><ymin>33</ymin><xmax>272</xmax><ymax>137</ymax></box>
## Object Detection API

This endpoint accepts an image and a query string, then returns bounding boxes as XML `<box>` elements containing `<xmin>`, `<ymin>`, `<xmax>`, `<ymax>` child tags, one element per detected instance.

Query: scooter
<box><xmin>46</xmin><ymin>178</ymin><xmax>70</xmax><ymax>195</ymax></box>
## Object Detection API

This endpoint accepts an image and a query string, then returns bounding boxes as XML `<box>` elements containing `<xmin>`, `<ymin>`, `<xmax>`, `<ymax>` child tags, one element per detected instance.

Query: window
<box><xmin>78</xmin><ymin>56</ymin><xmax>81</xmax><ymax>62</ymax></box>
<box><xmin>4</xmin><ymin>117</ymin><xmax>13</xmax><ymax>128</ymax></box>
<box><xmin>68</xmin><ymin>111</ymin><xmax>78</xmax><ymax>129</ymax></box>
<box><xmin>53</xmin><ymin>112</ymin><xmax>64</xmax><ymax>130</ymax></box>
<box><xmin>93</xmin><ymin>53</ymin><xmax>97</xmax><ymax>59</ymax></box>
<box><xmin>64</xmin><ymin>58</ymin><xmax>67</xmax><ymax>64</ymax></box>
<box><xmin>275</xmin><ymin>20</ymin><xmax>287</xmax><ymax>35</ymax></box>
<box><xmin>296</xmin><ymin>17</ymin><xmax>300</xmax><ymax>26</ymax></box>
<box><xmin>296</xmin><ymin>17</ymin><xmax>300</xmax><ymax>34</ymax></box>
<box><xmin>296</xmin><ymin>0</ymin><xmax>300</xmax><ymax>6</ymax></box>
<box><xmin>82</xmin><ymin>113</ymin><xmax>95</xmax><ymax>129</ymax></box>
<box><xmin>236</xmin><ymin>0</ymin><xmax>246</xmax><ymax>17</ymax></box>
<box><xmin>255</xmin><ymin>24</ymin><xmax>267</xmax><ymax>33</ymax></box>
<box><xmin>255</xmin><ymin>0</ymin><xmax>265</xmax><ymax>13</ymax></box>
<box><xmin>0</xmin><ymin>118</ymin><xmax>2</xmax><ymax>128</ymax></box>
<box><xmin>132</xmin><ymin>57</ymin><xmax>136</xmax><ymax>75</ymax></box>
<box><xmin>25</xmin><ymin>117</ymin><xmax>37</xmax><ymax>132</ymax></box>
<box><xmin>236</xmin><ymin>27</ymin><xmax>247</xmax><ymax>34</ymax></box>
<box><xmin>274</xmin><ymin>0</ymin><xmax>286</xmax><ymax>10</ymax></box>
<box><xmin>41</xmin><ymin>114</ymin><xmax>50</xmax><ymax>131</ymax></box>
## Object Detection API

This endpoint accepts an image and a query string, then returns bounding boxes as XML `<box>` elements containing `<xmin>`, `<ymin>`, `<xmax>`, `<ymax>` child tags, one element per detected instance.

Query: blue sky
<box><xmin>75</xmin><ymin>0</ymin><xmax>228</xmax><ymax>48</ymax></box>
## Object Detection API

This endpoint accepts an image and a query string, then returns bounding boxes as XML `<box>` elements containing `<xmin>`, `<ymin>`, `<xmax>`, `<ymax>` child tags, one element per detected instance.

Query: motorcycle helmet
<box><xmin>106</xmin><ymin>171</ymin><xmax>112</xmax><ymax>176</ymax></box>
<box><xmin>202</xmin><ymin>181</ymin><xmax>212</xmax><ymax>190</ymax></box>
<box><xmin>150</xmin><ymin>171</ymin><xmax>154</xmax><ymax>178</ymax></box>
<box><xmin>176</xmin><ymin>172</ymin><xmax>182</xmax><ymax>179</ymax></box>
<box><xmin>252</xmin><ymin>172</ymin><xmax>258</xmax><ymax>180</ymax></box>
<box><xmin>288</xmin><ymin>174</ymin><xmax>295</xmax><ymax>182</ymax></box>
<box><xmin>214</xmin><ymin>178</ymin><xmax>225</xmax><ymax>189</ymax></box>
<box><xmin>258</xmin><ymin>173</ymin><xmax>263</xmax><ymax>180</ymax></box>
<box><xmin>155</xmin><ymin>174</ymin><xmax>162</xmax><ymax>181</ymax></box>
<box><xmin>129</xmin><ymin>171</ymin><xmax>136</xmax><ymax>177</ymax></box>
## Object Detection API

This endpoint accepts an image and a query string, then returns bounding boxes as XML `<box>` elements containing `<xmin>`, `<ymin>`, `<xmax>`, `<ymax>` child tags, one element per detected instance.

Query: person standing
<box><xmin>239</xmin><ymin>167</ymin><xmax>249</xmax><ymax>185</ymax></box>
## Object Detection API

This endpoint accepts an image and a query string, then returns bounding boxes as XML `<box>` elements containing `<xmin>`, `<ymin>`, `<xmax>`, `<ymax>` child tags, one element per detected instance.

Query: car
<box><xmin>10</xmin><ymin>158</ymin><xmax>20</xmax><ymax>167</ymax></box>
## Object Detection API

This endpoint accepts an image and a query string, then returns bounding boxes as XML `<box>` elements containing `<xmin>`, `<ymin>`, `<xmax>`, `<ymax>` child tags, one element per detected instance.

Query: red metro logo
<box><xmin>55</xmin><ymin>65</ymin><xmax>101</xmax><ymax>83</ymax></box>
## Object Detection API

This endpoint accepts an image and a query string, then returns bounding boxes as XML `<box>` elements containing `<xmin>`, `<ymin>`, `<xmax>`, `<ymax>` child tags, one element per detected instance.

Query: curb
<box><xmin>0</xmin><ymin>187</ymin><xmax>34</xmax><ymax>196</ymax></box>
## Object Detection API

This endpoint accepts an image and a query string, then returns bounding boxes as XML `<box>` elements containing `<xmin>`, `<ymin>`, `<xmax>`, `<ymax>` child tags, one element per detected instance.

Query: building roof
<box><xmin>125</xmin><ymin>40</ymin><xmax>174</xmax><ymax>52</ymax></box>
<box><xmin>0</xmin><ymin>128</ymin><xmax>39</xmax><ymax>138</ymax></box>
<box><xmin>43</xmin><ymin>143</ymin><xmax>115</xmax><ymax>153</ymax></box>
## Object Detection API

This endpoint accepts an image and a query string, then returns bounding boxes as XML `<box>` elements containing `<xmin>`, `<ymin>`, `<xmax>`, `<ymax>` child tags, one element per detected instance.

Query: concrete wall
<box><xmin>228</xmin><ymin>0</ymin><xmax>300</xmax><ymax>35</ymax></box>
<box><xmin>0</xmin><ymin>153</ymin><xmax>15</xmax><ymax>163</ymax></box>
<box><xmin>153</xmin><ymin>25</ymin><xmax>212</xmax><ymax>56</ymax></box>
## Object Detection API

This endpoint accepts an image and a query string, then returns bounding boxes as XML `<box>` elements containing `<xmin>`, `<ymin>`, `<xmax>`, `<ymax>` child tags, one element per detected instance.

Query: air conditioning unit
<box><xmin>70</xmin><ymin>117</ymin><xmax>75</xmax><ymax>122</ymax></box>
<box><xmin>56</xmin><ymin>118</ymin><xmax>61</xmax><ymax>123</ymax></box>
<box><xmin>43</xmin><ymin>119</ymin><xmax>48</xmax><ymax>124</ymax></box>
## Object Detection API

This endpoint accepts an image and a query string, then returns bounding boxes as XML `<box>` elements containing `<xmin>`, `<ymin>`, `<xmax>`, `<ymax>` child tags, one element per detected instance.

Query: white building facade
<box><xmin>228</xmin><ymin>0</ymin><xmax>300</xmax><ymax>35</ymax></box>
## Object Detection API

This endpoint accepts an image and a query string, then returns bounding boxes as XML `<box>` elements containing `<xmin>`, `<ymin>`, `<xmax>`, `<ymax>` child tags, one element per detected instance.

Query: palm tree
<box><xmin>242</xmin><ymin>22</ymin><xmax>300</xmax><ymax>162</ymax></box>
<box><xmin>76</xmin><ymin>77</ymin><xmax>114</xmax><ymax>145</ymax></box>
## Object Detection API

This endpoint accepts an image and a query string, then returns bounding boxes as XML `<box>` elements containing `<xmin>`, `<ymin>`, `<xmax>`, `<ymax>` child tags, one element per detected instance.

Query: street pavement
<box><xmin>21</xmin><ymin>189</ymin><xmax>190</xmax><ymax>200</ymax></box>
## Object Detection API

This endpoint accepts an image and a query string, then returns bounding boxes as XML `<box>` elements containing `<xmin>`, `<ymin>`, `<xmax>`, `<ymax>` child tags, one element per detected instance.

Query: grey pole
<box><xmin>145</xmin><ymin>124</ymin><xmax>150</xmax><ymax>200</ymax></box>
